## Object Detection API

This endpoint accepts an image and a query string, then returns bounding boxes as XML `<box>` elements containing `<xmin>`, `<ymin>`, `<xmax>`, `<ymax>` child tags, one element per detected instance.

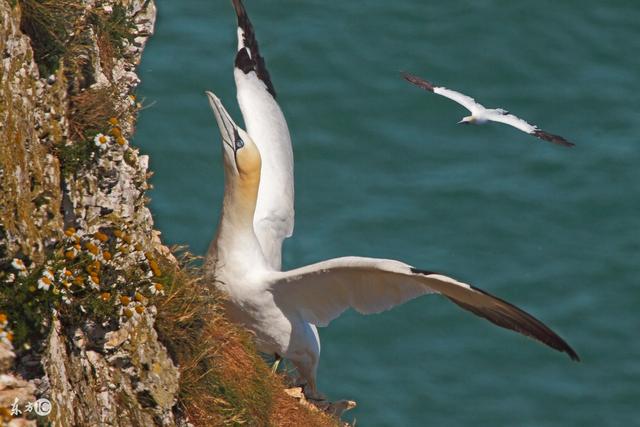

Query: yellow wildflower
<box><xmin>148</xmin><ymin>260</ymin><xmax>161</xmax><ymax>277</ymax></box>
<box><xmin>110</xmin><ymin>127</ymin><xmax>122</xmax><ymax>138</ymax></box>
<box><xmin>85</xmin><ymin>242</ymin><xmax>99</xmax><ymax>255</ymax></box>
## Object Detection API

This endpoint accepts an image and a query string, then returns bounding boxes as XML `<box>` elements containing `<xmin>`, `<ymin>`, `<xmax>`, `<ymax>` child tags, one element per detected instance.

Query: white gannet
<box><xmin>226</xmin><ymin>0</ymin><xmax>294</xmax><ymax>271</ymax></box>
<box><xmin>205</xmin><ymin>91</ymin><xmax>579</xmax><ymax>398</ymax></box>
<box><xmin>402</xmin><ymin>72</ymin><xmax>575</xmax><ymax>147</ymax></box>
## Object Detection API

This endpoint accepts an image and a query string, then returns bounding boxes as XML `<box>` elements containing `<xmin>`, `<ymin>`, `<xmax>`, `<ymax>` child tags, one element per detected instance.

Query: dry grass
<box><xmin>68</xmin><ymin>86</ymin><xmax>120</xmax><ymax>142</ymax></box>
<box><xmin>91</xmin><ymin>4</ymin><xmax>135</xmax><ymax>77</ymax></box>
<box><xmin>154</xmin><ymin>252</ymin><xmax>340</xmax><ymax>426</ymax></box>
<box><xmin>58</xmin><ymin>86</ymin><xmax>121</xmax><ymax>176</ymax></box>
<box><xmin>18</xmin><ymin>0</ymin><xmax>82</xmax><ymax>76</ymax></box>
<box><xmin>96</xmin><ymin>28</ymin><xmax>116</xmax><ymax>77</ymax></box>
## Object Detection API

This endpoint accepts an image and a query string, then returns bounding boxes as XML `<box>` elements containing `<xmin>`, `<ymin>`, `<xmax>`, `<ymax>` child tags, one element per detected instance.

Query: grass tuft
<box><xmin>68</xmin><ymin>86</ymin><xmax>120</xmax><ymax>142</ymax></box>
<box><xmin>91</xmin><ymin>4</ymin><xmax>136</xmax><ymax>76</ymax></box>
<box><xmin>154</xmin><ymin>251</ymin><xmax>340</xmax><ymax>426</ymax></box>
<box><xmin>58</xmin><ymin>86</ymin><xmax>121</xmax><ymax>176</ymax></box>
<box><xmin>18</xmin><ymin>0</ymin><xmax>82</xmax><ymax>76</ymax></box>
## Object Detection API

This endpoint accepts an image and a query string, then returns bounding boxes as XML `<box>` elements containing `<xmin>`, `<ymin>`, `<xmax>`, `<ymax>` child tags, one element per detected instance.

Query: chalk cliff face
<box><xmin>1</xmin><ymin>0</ymin><xmax>64</xmax><ymax>265</ymax></box>
<box><xmin>0</xmin><ymin>1</ymin><xmax>345</xmax><ymax>425</ymax></box>
<box><xmin>0</xmin><ymin>0</ymin><xmax>183</xmax><ymax>425</ymax></box>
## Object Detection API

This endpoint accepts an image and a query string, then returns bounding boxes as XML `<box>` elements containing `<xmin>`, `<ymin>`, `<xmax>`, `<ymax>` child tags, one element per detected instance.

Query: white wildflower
<box><xmin>87</xmin><ymin>275</ymin><xmax>100</xmax><ymax>290</ymax></box>
<box><xmin>149</xmin><ymin>283</ymin><xmax>165</xmax><ymax>296</ymax></box>
<box><xmin>11</xmin><ymin>259</ymin><xmax>26</xmax><ymax>271</ymax></box>
<box><xmin>62</xmin><ymin>292</ymin><xmax>72</xmax><ymax>305</ymax></box>
<box><xmin>0</xmin><ymin>331</ymin><xmax>11</xmax><ymax>346</ymax></box>
<box><xmin>37</xmin><ymin>276</ymin><xmax>52</xmax><ymax>291</ymax></box>
<box><xmin>93</xmin><ymin>133</ymin><xmax>111</xmax><ymax>148</ymax></box>
<box><xmin>59</xmin><ymin>267</ymin><xmax>73</xmax><ymax>281</ymax></box>
<box><xmin>43</xmin><ymin>269</ymin><xmax>54</xmax><ymax>281</ymax></box>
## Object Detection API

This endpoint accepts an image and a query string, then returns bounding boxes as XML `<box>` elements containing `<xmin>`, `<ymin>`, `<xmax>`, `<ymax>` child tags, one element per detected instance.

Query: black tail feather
<box><xmin>231</xmin><ymin>0</ymin><xmax>276</xmax><ymax>98</ymax></box>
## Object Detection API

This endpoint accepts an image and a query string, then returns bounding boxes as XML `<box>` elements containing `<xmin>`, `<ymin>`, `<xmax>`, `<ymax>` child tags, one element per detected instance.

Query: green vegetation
<box><xmin>3</xmin><ymin>1</ymin><xmax>344</xmax><ymax>424</ymax></box>
<box><xmin>93</xmin><ymin>3</ymin><xmax>136</xmax><ymax>54</ymax></box>
<box><xmin>16</xmin><ymin>0</ymin><xmax>138</xmax><ymax>177</ymax></box>
<box><xmin>57</xmin><ymin>138</ymin><xmax>99</xmax><ymax>177</ymax></box>
<box><xmin>0</xmin><ymin>225</ymin><xmax>165</xmax><ymax>351</ymax></box>
<box><xmin>0</xmin><ymin>263</ymin><xmax>54</xmax><ymax>350</ymax></box>
<box><xmin>17</xmin><ymin>0</ymin><xmax>81</xmax><ymax>76</ymax></box>
<box><xmin>0</xmin><ymin>242</ymin><xmax>340</xmax><ymax>425</ymax></box>
<box><xmin>17</xmin><ymin>1</ymin><xmax>136</xmax><ymax>77</ymax></box>
<box><xmin>60</xmin><ymin>86</ymin><xmax>121</xmax><ymax>177</ymax></box>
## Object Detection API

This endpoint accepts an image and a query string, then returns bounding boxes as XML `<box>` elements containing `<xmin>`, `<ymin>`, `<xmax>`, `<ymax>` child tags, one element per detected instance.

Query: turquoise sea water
<box><xmin>135</xmin><ymin>1</ymin><xmax>640</xmax><ymax>425</ymax></box>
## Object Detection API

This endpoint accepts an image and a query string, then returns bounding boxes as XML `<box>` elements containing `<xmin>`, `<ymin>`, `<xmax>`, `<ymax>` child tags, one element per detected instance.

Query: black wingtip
<box><xmin>463</xmin><ymin>284</ymin><xmax>581</xmax><ymax>362</ymax></box>
<box><xmin>231</xmin><ymin>0</ymin><xmax>247</xmax><ymax>18</ymax></box>
<box><xmin>231</xmin><ymin>0</ymin><xmax>277</xmax><ymax>98</ymax></box>
<box><xmin>532</xmin><ymin>129</ymin><xmax>575</xmax><ymax>147</ymax></box>
<box><xmin>410</xmin><ymin>268</ymin><xmax>580</xmax><ymax>362</ymax></box>
<box><xmin>401</xmin><ymin>71</ymin><xmax>435</xmax><ymax>92</ymax></box>
<box><xmin>567</xmin><ymin>345</ymin><xmax>581</xmax><ymax>362</ymax></box>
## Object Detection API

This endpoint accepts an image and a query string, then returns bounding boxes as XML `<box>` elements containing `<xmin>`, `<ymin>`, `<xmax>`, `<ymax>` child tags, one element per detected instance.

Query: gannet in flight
<box><xmin>225</xmin><ymin>0</ymin><xmax>294</xmax><ymax>270</ymax></box>
<box><xmin>402</xmin><ymin>72</ymin><xmax>575</xmax><ymax>147</ymax></box>
<box><xmin>205</xmin><ymin>91</ymin><xmax>579</xmax><ymax>398</ymax></box>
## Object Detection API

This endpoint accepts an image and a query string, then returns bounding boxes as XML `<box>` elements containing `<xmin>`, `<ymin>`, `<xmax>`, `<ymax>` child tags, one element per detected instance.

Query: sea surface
<box><xmin>134</xmin><ymin>1</ymin><xmax>640</xmax><ymax>425</ymax></box>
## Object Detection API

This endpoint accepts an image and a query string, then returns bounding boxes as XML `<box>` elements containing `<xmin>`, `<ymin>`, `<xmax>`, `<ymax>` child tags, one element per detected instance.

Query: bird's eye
<box><xmin>235</xmin><ymin>138</ymin><xmax>244</xmax><ymax>149</ymax></box>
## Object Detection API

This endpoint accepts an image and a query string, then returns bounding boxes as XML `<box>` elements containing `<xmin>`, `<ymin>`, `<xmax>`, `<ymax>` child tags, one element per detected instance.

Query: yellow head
<box><xmin>206</xmin><ymin>91</ymin><xmax>261</xmax><ymax>209</ymax></box>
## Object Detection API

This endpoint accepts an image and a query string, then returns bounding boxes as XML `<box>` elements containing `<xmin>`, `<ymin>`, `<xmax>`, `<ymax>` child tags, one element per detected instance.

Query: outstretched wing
<box><xmin>232</xmin><ymin>0</ymin><xmax>295</xmax><ymax>269</ymax></box>
<box><xmin>402</xmin><ymin>71</ymin><xmax>485</xmax><ymax>113</ymax></box>
<box><xmin>485</xmin><ymin>110</ymin><xmax>575</xmax><ymax>147</ymax></box>
<box><xmin>268</xmin><ymin>256</ymin><xmax>579</xmax><ymax>361</ymax></box>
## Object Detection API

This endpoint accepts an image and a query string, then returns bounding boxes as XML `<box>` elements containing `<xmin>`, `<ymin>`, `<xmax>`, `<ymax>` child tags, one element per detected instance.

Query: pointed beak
<box><xmin>457</xmin><ymin>119</ymin><xmax>466</xmax><ymax>125</ymax></box>
<box><xmin>205</xmin><ymin>91</ymin><xmax>238</xmax><ymax>150</ymax></box>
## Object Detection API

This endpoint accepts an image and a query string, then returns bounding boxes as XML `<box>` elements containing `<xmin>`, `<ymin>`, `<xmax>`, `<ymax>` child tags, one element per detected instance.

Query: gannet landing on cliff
<box><xmin>205</xmin><ymin>91</ymin><xmax>579</xmax><ymax>398</ymax></box>
<box><xmin>230</xmin><ymin>0</ymin><xmax>294</xmax><ymax>270</ymax></box>
<box><xmin>402</xmin><ymin>72</ymin><xmax>575</xmax><ymax>147</ymax></box>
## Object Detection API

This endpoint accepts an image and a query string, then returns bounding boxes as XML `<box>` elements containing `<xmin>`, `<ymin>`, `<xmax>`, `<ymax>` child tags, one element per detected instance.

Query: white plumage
<box><xmin>229</xmin><ymin>0</ymin><xmax>294</xmax><ymax>270</ymax></box>
<box><xmin>403</xmin><ymin>72</ymin><xmax>575</xmax><ymax>147</ymax></box>
<box><xmin>204</xmin><ymin>91</ymin><xmax>579</xmax><ymax>398</ymax></box>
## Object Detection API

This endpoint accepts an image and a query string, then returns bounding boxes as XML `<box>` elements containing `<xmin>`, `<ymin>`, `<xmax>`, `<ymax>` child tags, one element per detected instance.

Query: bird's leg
<box><xmin>271</xmin><ymin>353</ymin><xmax>282</xmax><ymax>374</ymax></box>
<box><xmin>302</xmin><ymin>379</ymin><xmax>326</xmax><ymax>402</ymax></box>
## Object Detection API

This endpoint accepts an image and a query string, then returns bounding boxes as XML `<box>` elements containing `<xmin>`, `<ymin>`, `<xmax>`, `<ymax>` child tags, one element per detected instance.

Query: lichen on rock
<box><xmin>1</xmin><ymin>0</ymin><xmax>346</xmax><ymax>425</ymax></box>
<box><xmin>0</xmin><ymin>0</ymin><xmax>181</xmax><ymax>424</ymax></box>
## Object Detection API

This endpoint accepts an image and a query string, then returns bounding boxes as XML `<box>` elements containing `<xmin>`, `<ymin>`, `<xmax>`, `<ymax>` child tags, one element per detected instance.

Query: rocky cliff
<box><xmin>0</xmin><ymin>1</ymin><xmax>343</xmax><ymax>425</ymax></box>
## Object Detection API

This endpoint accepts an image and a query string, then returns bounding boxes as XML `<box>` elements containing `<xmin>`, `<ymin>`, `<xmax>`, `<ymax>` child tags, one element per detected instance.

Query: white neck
<box><xmin>205</xmin><ymin>167</ymin><xmax>269</xmax><ymax>277</ymax></box>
